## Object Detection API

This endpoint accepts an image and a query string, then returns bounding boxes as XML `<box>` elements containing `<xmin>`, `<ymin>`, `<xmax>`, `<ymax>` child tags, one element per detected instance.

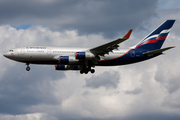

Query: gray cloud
<box><xmin>0</xmin><ymin>26</ymin><xmax>66</xmax><ymax>115</ymax></box>
<box><xmin>0</xmin><ymin>64</ymin><xmax>65</xmax><ymax>115</ymax></box>
<box><xmin>0</xmin><ymin>0</ymin><xmax>158</xmax><ymax>38</ymax></box>
<box><xmin>1</xmin><ymin>0</ymin><xmax>180</xmax><ymax>120</ymax></box>
<box><xmin>126</xmin><ymin>114</ymin><xmax>180</xmax><ymax>120</ymax></box>
<box><xmin>125</xmin><ymin>88</ymin><xmax>142</xmax><ymax>95</ymax></box>
<box><xmin>154</xmin><ymin>35</ymin><xmax>180</xmax><ymax>94</ymax></box>
<box><xmin>85</xmin><ymin>71</ymin><xmax>120</xmax><ymax>89</ymax></box>
<box><xmin>155</xmin><ymin>72</ymin><xmax>180</xmax><ymax>94</ymax></box>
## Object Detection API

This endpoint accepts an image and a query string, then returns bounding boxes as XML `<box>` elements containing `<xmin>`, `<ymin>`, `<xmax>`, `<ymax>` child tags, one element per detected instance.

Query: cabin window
<box><xmin>8</xmin><ymin>50</ymin><xmax>14</xmax><ymax>52</ymax></box>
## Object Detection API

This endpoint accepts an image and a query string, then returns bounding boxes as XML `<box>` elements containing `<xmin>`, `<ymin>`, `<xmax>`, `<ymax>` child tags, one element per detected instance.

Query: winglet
<box><xmin>123</xmin><ymin>29</ymin><xmax>133</xmax><ymax>39</ymax></box>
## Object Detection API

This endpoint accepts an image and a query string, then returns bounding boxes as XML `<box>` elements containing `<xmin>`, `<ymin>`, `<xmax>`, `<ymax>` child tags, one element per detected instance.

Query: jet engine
<box><xmin>58</xmin><ymin>56</ymin><xmax>79</xmax><ymax>64</ymax></box>
<box><xmin>55</xmin><ymin>65</ymin><xmax>83</xmax><ymax>70</ymax></box>
<box><xmin>75</xmin><ymin>52</ymin><xmax>95</xmax><ymax>60</ymax></box>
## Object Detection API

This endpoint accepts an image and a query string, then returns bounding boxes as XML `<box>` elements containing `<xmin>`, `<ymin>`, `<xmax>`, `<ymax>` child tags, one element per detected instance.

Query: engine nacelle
<box><xmin>75</xmin><ymin>52</ymin><xmax>95</xmax><ymax>60</ymax></box>
<box><xmin>55</xmin><ymin>65</ymin><xmax>83</xmax><ymax>70</ymax></box>
<box><xmin>58</xmin><ymin>56</ymin><xmax>79</xmax><ymax>64</ymax></box>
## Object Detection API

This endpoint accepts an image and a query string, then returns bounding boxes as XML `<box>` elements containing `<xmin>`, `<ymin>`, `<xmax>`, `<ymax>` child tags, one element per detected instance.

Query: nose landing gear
<box><xmin>26</xmin><ymin>63</ymin><xmax>30</xmax><ymax>71</ymax></box>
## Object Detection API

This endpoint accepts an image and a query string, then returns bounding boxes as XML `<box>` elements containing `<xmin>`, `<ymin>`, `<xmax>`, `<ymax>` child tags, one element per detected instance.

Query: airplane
<box><xmin>3</xmin><ymin>20</ymin><xmax>175</xmax><ymax>74</ymax></box>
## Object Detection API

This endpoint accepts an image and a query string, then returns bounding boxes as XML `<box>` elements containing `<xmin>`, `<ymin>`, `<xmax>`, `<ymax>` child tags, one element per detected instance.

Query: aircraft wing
<box><xmin>143</xmin><ymin>46</ymin><xmax>175</xmax><ymax>56</ymax></box>
<box><xmin>90</xmin><ymin>29</ymin><xmax>133</xmax><ymax>56</ymax></box>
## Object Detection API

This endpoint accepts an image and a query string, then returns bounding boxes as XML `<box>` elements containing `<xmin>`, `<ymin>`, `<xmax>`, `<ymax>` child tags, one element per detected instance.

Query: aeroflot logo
<box><xmin>26</xmin><ymin>47</ymin><xmax>46</xmax><ymax>49</ymax></box>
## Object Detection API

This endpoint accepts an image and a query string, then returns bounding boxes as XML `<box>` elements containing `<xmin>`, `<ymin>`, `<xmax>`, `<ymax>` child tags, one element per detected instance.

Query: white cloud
<box><xmin>0</xmin><ymin>8</ymin><xmax>180</xmax><ymax>120</ymax></box>
<box><xmin>0</xmin><ymin>113</ymin><xmax>42</xmax><ymax>120</ymax></box>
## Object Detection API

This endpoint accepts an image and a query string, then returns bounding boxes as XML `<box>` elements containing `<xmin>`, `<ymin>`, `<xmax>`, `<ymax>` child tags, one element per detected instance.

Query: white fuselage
<box><xmin>4</xmin><ymin>46</ymin><xmax>129</xmax><ymax>65</ymax></box>
<box><xmin>3</xmin><ymin>20</ymin><xmax>175</xmax><ymax>74</ymax></box>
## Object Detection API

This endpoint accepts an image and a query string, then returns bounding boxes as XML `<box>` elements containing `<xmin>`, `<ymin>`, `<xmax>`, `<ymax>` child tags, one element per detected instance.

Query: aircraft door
<box><xmin>20</xmin><ymin>48</ymin><xmax>25</xmax><ymax>55</ymax></box>
<box><xmin>130</xmin><ymin>50</ymin><xmax>135</xmax><ymax>57</ymax></box>
<box><xmin>47</xmin><ymin>48</ymin><xmax>52</xmax><ymax>55</ymax></box>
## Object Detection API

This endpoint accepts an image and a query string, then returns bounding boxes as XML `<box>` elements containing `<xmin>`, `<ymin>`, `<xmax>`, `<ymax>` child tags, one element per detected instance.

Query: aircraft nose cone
<box><xmin>3</xmin><ymin>53</ymin><xmax>7</xmax><ymax>57</ymax></box>
<box><xmin>3</xmin><ymin>53</ymin><xmax>10</xmax><ymax>58</ymax></box>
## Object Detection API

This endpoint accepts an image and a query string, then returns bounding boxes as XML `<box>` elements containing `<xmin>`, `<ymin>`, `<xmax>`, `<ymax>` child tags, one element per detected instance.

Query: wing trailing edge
<box><xmin>90</xmin><ymin>29</ymin><xmax>133</xmax><ymax>56</ymax></box>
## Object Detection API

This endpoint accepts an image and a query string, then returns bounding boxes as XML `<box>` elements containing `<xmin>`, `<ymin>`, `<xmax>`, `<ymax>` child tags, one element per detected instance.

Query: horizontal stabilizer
<box><xmin>143</xmin><ymin>46</ymin><xmax>175</xmax><ymax>56</ymax></box>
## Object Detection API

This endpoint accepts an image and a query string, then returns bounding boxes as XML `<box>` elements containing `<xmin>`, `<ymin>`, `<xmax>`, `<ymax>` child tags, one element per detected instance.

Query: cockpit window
<box><xmin>8</xmin><ymin>50</ymin><xmax>14</xmax><ymax>52</ymax></box>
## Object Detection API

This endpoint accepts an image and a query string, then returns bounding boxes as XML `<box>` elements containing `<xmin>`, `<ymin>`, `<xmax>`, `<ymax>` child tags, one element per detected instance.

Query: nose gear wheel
<box><xmin>26</xmin><ymin>63</ymin><xmax>30</xmax><ymax>71</ymax></box>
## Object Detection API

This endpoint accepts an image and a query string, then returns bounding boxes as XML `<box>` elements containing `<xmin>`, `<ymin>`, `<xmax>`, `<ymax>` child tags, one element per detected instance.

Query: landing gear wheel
<box><xmin>90</xmin><ymin>69</ymin><xmax>95</xmax><ymax>73</ymax></box>
<box><xmin>80</xmin><ymin>64</ymin><xmax>96</xmax><ymax>74</ymax></box>
<box><xmin>84</xmin><ymin>69</ymin><xmax>89</xmax><ymax>74</ymax></box>
<box><xmin>26</xmin><ymin>66</ymin><xmax>30</xmax><ymax>71</ymax></box>
<box><xmin>80</xmin><ymin>70</ymin><xmax>83</xmax><ymax>74</ymax></box>
<box><xmin>26</xmin><ymin>63</ymin><xmax>30</xmax><ymax>71</ymax></box>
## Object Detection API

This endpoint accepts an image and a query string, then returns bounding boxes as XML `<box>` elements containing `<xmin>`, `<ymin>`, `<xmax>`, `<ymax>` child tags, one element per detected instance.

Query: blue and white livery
<box><xmin>3</xmin><ymin>20</ymin><xmax>175</xmax><ymax>74</ymax></box>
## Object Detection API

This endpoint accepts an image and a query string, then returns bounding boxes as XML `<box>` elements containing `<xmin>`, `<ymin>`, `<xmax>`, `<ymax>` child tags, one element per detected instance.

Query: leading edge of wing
<box><xmin>90</xmin><ymin>29</ymin><xmax>133</xmax><ymax>56</ymax></box>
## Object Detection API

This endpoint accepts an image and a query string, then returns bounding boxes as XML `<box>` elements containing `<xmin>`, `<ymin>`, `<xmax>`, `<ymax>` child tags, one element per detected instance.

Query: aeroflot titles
<box><xmin>26</xmin><ymin>47</ymin><xmax>46</xmax><ymax>49</ymax></box>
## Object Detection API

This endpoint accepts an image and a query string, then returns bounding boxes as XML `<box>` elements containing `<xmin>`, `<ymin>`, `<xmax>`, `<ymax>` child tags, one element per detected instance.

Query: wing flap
<box><xmin>90</xmin><ymin>29</ymin><xmax>133</xmax><ymax>56</ymax></box>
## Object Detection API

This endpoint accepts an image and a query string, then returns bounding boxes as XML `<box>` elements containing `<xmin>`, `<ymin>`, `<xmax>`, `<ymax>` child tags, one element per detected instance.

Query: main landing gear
<box><xmin>80</xmin><ymin>65</ymin><xmax>95</xmax><ymax>74</ymax></box>
<box><xmin>26</xmin><ymin>63</ymin><xmax>30</xmax><ymax>71</ymax></box>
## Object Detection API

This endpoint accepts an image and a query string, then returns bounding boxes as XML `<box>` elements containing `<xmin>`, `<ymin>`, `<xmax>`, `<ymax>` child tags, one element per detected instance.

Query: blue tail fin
<box><xmin>134</xmin><ymin>20</ymin><xmax>175</xmax><ymax>50</ymax></box>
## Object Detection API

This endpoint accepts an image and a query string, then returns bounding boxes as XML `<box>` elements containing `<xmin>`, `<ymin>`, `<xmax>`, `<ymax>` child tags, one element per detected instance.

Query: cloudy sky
<box><xmin>0</xmin><ymin>0</ymin><xmax>180</xmax><ymax>120</ymax></box>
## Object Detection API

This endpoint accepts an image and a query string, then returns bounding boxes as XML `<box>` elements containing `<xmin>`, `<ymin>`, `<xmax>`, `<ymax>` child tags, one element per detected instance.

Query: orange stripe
<box><xmin>75</xmin><ymin>52</ymin><xmax>77</xmax><ymax>58</ymax></box>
